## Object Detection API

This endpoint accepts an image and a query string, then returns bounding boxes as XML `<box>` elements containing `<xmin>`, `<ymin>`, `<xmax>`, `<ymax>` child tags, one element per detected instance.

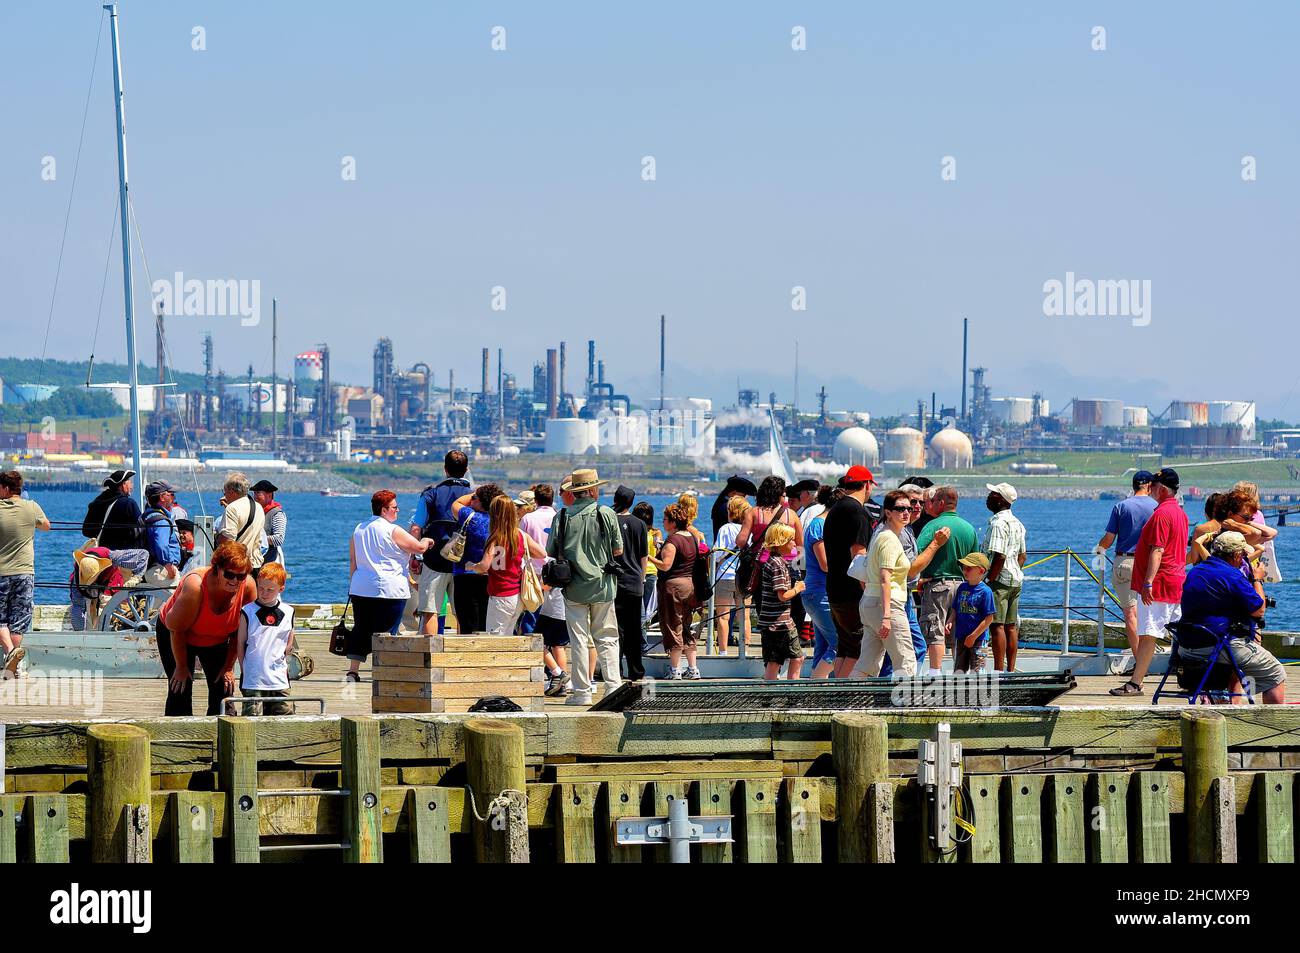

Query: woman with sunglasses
<box><xmin>346</xmin><ymin>490</ymin><xmax>433</xmax><ymax>681</ymax></box>
<box><xmin>851</xmin><ymin>489</ymin><xmax>917</xmax><ymax>677</ymax></box>
<box><xmin>156</xmin><ymin>539</ymin><xmax>258</xmax><ymax>716</ymax></box>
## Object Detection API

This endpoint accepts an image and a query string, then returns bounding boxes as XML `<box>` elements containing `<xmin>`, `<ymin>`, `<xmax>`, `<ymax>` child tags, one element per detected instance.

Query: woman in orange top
<box><xmin>157</xmin><ymin>540</ymin><xmax>257</xmax><ymax>716</ymax></box>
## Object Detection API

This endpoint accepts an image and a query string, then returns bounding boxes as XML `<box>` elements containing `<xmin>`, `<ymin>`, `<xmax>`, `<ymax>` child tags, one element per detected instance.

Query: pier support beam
<box><xmin>832</xmin><ymin>713</ymin><xmax>889</xmax><ymax>863</ymax></box>
<box><xmin>465</xmin><ymin>718</ymin><xmax>528</xmax><ymax>863</ymax></box>
<box><xmin>87</xmin><ymin>724</ymin><xmax>151</xmax><ymax>863</ymax></box>
<box><xmin>1181</xmin><ymin>710</ymin><xmax>1229</xmax><ymax>863</ymax></box>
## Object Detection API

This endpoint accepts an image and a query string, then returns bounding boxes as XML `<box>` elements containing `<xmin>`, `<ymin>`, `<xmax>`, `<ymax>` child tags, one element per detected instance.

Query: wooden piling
<box><xmin>217</xmin><ymin>717</ymin><xmax>259</xmax><ymax>864</ymax></box>
<box><xmin>86</xmin><ymin>724</ymin><xmax>150</xmax><ymax>863</ymax></box>
<box><xmin>407</xmin><ymin>787</ymin><xmax>452</xmax><ymax>863</ymax></box>
<box><xmin>464</xmin><ymin>718</ymin><xmax>528</xmax><ymax>863</ymax></box>
<box><xmin>1255</xmin><ymin>772</ymin><xmax>1294</xmax><ymax>864</ymax></box>
<box><xmin>342</xmin><ymin>716</ymin><xmax>383</xmax><ymax>863</ymax></box>
<box><xmin>1181</xmin><ymin>710</ymin><xmax>1228</xmax><ymax>863</ymax></box>
<box><xmin>831</xmin><ymin>713</ymin><xmax>888</xmax><ymax>863</ymax></box>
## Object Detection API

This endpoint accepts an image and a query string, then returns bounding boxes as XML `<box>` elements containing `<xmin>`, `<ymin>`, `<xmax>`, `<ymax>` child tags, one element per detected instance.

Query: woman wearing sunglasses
<box><xmin>156</xmin><ymin>539</ymin><xmax>258</xmax><ymax>716</ymax></box>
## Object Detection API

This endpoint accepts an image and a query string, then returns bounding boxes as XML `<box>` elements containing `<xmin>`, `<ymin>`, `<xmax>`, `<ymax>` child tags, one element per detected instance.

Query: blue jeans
<box><xmin>805</xmin><ymin>590</ymin><xmax>837</xmax><ymax>668</ymax></box>
<box><xmin>880</xmin><ymin>596</ymin><xmax>927</xmax><ymax>677</ymax></box>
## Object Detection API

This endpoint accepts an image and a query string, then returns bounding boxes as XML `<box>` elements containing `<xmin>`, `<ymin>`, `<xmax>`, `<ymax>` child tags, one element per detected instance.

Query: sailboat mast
<box><xmin>105</xmin><ymin>3</ymin><xmax>144</xmax><ymax>506</ymax></box>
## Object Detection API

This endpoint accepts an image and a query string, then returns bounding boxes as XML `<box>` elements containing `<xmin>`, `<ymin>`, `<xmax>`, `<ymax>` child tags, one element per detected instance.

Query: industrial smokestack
<box><xmin>658</xmin><ymin>315</ymin><xmax>665</xmax><ymax>415</ymax></box>
<box><xmin>559</xmin><ymin>341</ymin><xmax>567</xmax><ymax>402</ymax></box>
<box><xmin>587</xmin><ymin>340</ymin><xmax>596</xmax><ymax>397</ymax></box>
<box><xmin>481</xmin><ymin>347</ymin><xmax>490</xmax><ymax>397</ymax></box>
<box><xmin>546</xmin><ymin>348</ymin><xmax>558</xmax><ymax>418</ymax></box>
<box><xmin>448</xmin><ymin>368</ymin><xmax>454</xmax><ymax>404</ymax></box>
<box><xmin>598</xmin><ymin>360</ymin><xmax>605</xmax><ymax>386</ymax></box>
<box><xmin>961</xmin><ymin>318</ymin><xmax>968</xmax><ymax>422</ymax></box>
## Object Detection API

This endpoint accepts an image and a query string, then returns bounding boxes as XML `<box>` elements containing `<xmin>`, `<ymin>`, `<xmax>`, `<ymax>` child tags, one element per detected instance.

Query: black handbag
<box><xmin>734</xmin><ymin>505</ymin><xmax>788</xmax><ymax>595</ymax></box>
<box><xmin>328</xmin><ymin>597</ymin><xmax>353</xmax><ymax>657</ymax></box>
<box><xmin>541</xmin><ymin>509</ymin><xmax>573</xmax><ymax>589</ymax></box>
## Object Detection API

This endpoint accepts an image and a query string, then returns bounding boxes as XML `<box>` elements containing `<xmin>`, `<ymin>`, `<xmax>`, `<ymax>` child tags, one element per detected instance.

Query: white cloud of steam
<box><xmin>704</xmin><ymin>449</ymin><xmax>844</xmax><ymax>483</ymax></box>
<box><xmin>711</xmin><ymin>408</ymin><xmax>772</xmax><ymax>429</ymax></box>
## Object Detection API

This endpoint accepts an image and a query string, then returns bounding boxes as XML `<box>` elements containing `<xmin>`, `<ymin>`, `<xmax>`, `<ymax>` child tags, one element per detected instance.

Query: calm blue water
<box><xmin>29</xmin><ymin>491</ymin><xmax>1300</xmax><ymax>629</ymax></box>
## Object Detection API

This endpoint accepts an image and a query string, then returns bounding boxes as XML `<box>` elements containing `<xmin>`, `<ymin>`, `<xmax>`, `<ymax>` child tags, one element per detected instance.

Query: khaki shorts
<box><xmin>918</xmin><ymin>578</ymin><xmax>961</xmax><ymax>647</ymax></box>
<box><xmin>990</xmin><ymin>582</ymin><xmax>1021</xmax><ymax>626</ymax></box>
<box><xmin>1111</xmin><ymin>556</ymin><xmax>1137</xmax><ymax>610</ymax></box>
<box><xmin>416</xmin><ymin>569</ymin><xmax>454</xmax><ymax>615</ymax></box>
<box><xmin>1182</xmin><ymin>637</ymin><xmax>1287</xmax><ymax>694</ymax></box>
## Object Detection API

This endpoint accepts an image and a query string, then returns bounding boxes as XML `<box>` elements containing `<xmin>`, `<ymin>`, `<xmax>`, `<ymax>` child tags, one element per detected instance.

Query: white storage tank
<box><xmin>1169</xmin><ymin>400</ymin><xmax>1209</xmax><ymax>425</ymax></box>
<box><xmin>544</xmin><ymin>418</ymin><xmax>599</xmax><ymax>455</ymax></box>
<box><xmin>1073</xmin><ymin>398</ymin><xmax>1124</xmax><ymax>428</ymax></box>
<box><xmin>928</xmin><ymin>427</ymin><xmax>973</xmax><ymax>469</ymax></box>
<box><xmin>597</xmin><ymin>411</ymin><xmax>650</xmax><ymax>455</ymax></box>
<box><xmin>1123</xmin><ymin>406</ymin><xmax>1149</xmax><ymax>427</ymax></box>
<box><xmin>989</xmin><ymin>397</ymin><xmax>1033</xmax><ymax>425</ymax></box>
<box><xmin>832</xmin><ymin>427</ymin><xmax>880</xmax><ymax>467</ymax></box>
<box><xmin>883</xmin><ymin>427</ymin><xmax>926</xmax><ymax>470</ymax></box>
<box><xmin>1207</xmin><ymin>400</ymin><xmax>1256</xmax><ymax>441</ymax></box>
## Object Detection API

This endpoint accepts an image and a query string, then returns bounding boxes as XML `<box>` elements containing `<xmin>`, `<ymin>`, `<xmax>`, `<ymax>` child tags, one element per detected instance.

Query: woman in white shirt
<box><xmin>712</xmin><ymin>495</ymin><xmax>751</xmax><ymax>653</ymax></box>
<box><xmin>345</xmin><ymin>490</ymin><xmax>431</xmax><ymax>681</ymax></box>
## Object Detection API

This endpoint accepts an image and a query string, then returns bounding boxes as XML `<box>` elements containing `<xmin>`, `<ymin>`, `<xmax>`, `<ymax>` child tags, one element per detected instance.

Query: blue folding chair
<box><xmin>1152</xmin><ymin>621</ymin><xmax>1257</xmax><ymax>705</ymax></box>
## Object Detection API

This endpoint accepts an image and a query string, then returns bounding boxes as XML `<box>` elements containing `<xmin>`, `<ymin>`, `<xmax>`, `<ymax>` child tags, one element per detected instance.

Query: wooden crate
<box><xmin>371</xmin><ymin>633</ymin><xmax>547</xmax><ymax>714</ymax></box>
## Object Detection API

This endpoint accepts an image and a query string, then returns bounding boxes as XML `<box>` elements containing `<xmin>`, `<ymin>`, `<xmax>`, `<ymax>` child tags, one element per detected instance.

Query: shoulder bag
<box><xmin>519</xmin><ymin>532</ymin><xmax>545</xmax><ymax>612</ymax></box>
<box><xmin>541</xmin><ymin>509</ymin><xmax>572</xmax><ymax>588</ymax></box>
<box><xmin>735</xmin><ymin>505</ymin><xmax>788</xmax><ymax>595</ymax></box>
<box><xmin>439</xmin><ymin>509</ymin><xmax>471</xmax><ymax>564</ymax></box>
<box><xmin>328</xmin><ymin>597</ymin><xmax>353</xmax><ymax>657</ymax></box>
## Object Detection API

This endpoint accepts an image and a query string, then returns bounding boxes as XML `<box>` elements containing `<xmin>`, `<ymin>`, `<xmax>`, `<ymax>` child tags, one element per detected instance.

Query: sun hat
<box><xmin>73</xmin><ymin>549</ymin><xmax>114</xmax><ymax>587</ymax></box>
<box><xmin>560</xmin><ymin>468</ymin><xmax>608</xmax><ymax>493</ymax></box>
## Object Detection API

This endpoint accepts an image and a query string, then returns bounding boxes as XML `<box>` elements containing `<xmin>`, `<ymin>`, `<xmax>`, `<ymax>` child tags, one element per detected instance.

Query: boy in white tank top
<box><xmin>236</xmin><ymin>562</ymin><xmax>294</xmax><ymax>715</ymax></box>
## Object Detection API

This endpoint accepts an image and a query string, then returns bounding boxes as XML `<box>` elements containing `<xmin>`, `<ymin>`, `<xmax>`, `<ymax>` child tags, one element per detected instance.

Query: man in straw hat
<box><xmin>0</xmin><ymin>471</ymin><xmax>50</xmax><ymax>674</ymax></box>
<box><xmin>548</xmin><ymin>468</ymin><xmax>624</xmax><ymax>705</ymax></box>
<box><xmin>67</xmin><ymin>546</ymin><xmax>122</xmax><ymax>631</ymax></box>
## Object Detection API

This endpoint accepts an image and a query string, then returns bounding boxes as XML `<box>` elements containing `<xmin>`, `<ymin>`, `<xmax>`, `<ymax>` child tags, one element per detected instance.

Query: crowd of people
<box><xmin>1097</xmin><ymin>470</ymin><xmax>1285</xmax><ymax>702</ymax></box>
<box><xmin>0</xmin><ymin>452</ymin><xmax>1287</xmax><ymax>711</ymax></box>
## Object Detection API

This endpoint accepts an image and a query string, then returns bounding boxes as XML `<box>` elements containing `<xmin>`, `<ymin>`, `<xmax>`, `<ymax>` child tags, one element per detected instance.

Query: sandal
<box><xmin>1108</xmin><ymin>680</ymin><xmax>1143</xmax><ymax>696</ymax></box>
<box><xmin>345</xmin><ymin>671</ymin><xmax>361</xmax><ymax>683</ymax></box>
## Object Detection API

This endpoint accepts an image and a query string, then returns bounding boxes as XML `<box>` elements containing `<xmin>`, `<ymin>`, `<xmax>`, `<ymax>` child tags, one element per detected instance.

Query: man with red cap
<box><xmin>822</xmin><ymin>465</ymin><xmax>881</xmax><ymax>676</ymax></box>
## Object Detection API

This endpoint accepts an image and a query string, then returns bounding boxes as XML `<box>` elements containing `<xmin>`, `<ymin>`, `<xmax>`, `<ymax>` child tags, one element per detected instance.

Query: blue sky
<box><xmin>3</xmin><ymin>1</ymin><xmax>1297</xmax><ymax>418</ymax></box>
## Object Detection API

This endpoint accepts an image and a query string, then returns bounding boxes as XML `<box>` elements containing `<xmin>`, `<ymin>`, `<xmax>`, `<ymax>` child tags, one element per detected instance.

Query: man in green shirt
<box><xmin>910</xmin><ymin>485</ymin><xmax>977</xmax><ymax>673</ymax></box>
<box><xmin>548</xmin><ymin>469</ymin><xmax>623</xmax><ymax>706</ymax></box>
<box><xmin>0</xmin><ymin>471</ymin><xmax>51</xmax><ymax>674</ymax></box>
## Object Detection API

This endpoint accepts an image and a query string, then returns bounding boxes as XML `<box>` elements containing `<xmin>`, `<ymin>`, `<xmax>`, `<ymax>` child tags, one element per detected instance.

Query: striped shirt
<box><xmin>758</xmin><ymin>557</ymin><xmax>794</xmax><ymax>630</ymax></box>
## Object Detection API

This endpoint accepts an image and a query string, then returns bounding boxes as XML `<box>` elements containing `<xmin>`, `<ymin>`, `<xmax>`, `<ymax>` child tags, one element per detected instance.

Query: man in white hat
<box><xmin>982</xmin><ymin>482</ymin><xmax>1027</xmax><ymax>672</ymax></box>
<box><xmin>547</xmin><ymin>468</ymin><xmax>624</xmax><ymax>705</ymax></box>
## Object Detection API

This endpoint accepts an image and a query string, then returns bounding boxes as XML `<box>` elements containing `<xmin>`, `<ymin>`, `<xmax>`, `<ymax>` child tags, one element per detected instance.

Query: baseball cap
<box><xmin>843</xmin><ymin>465</ymin><xmax>875</xmax><ymax>486</ymax></box>
<box><xmin>144</xmin><ymin>479</ymin><xmax>177</xmax><ymax>499</ymax></box>
<box><xmin>986</xmin><ymin>482</ymin><xmax>1017</xmax><ymax>504</ymax></box>
<box><xmin>1132</xmin><ymin>470</ymin><xmax>1154</xmax><ymax>488</ymax></box>
<box><xmin>958</xmin><ymin>552</ymin><xmax>991</xmax><ymax>571</ymax></box>
<box><xmin>1211</xmin><ymin>531</ymin><xmax>1250</xmax><ymax>557</ymax></box>
<box><xmin>1153</xmin><ymin>467</ymin><xmax>1180</xmax><ymax>491</ymax></box>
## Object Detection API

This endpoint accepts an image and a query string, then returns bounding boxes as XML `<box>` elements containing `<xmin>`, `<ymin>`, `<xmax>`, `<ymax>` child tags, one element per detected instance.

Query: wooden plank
<box><xmin>780</xmin><ymin>777</ymin><xmax>822</xmax><ymax>863</ymax></box>
<box><xmin>373</xmin><ymin>651</ymin><xmax>438</xmax><ymax>668</ymax></box>
<box><xmin>24</xmin><ymin>794</ymin><xmax>70</xmax><ymax>863</ymax></box>
<box><xmin>603</xmin><ymin>780</ymin><xmax>646</xmax><ymax>863</ymax></box>
<box><xmin>374</xmin><ymin>680</ymin><xmax>545</xmax><ymax>699</ymax></box>
<box><xmin>737</xmin><ymin>779</ymin><xmax>779</xmax><ymax>864</ymax></box>
<box><xmin>372</xmin><ymin>668</ymin><xmax>444</xmax><ymax>684</ymax></box>
<box><xmin>1000</xmin><ymin>775</ymin><xmax>1045</xmax><ymax>863</ymax></box>
<box><xmin>1087</xmin><ymin>772</ymin><xmax>1129</xmax><ymax>863</ymax></box>
<box><xmin>693</xmin><ymin>778</ymin><xmax>734</xmax><ymax>863</ymax></box>
<box><xmin>553</xmin><ymin>759</ymin><xmax>782</xmax><ymax>783</ymax></box>
<box><xmin>1131</xmin><ymin>771</ymin><xmax>1172</xmax><ymax>864</ymax></box>
<box><xmin>441</xmin><ymin>667</ymin><xmax>543</xmax><ymax>684</ymax></box>
<box><xmin>170</xmin><ymin>790</ymin><xmax>214</xmax><ymax>863</ymax></box>
<box><xmin>217</xmin><ymin>717</ymin><xmax>260</xmax><ymax>864</ymax></box>
<box><xmin>426</xmin><ymin>652</ymin><xmax>545</xmax><ymax>668</ymax></box>
<box><xmin>555</xmin><ymin>782</ymin><xmax>599</xmax><ymax>863</ymax></box>
<box><xmin>964</xmin><ymin>775</ymin><xmax>1001</xmax><ymax>863</ymax></box>
<box><xmin>867</xmin><ymin>781</ymin><xmax>895</xmax><ymax>863</ymax></box>
<box><xmin>1045</xmin><ymin>775</ymin><xmax>1086</xmax><ymax>863</ymax></box>
<box><xmin>342</xmin><ymin>717</ymin><xmax>383</xmax><ymax>863</ymax></box>
<box><xmin>0</xmin><ymin>795</ymin><xmax>19</xmax><ymax>863</ymax></box>
<box><xmin>370</xmin><ymin>697</ymin><xmax>446</xmax><ymax>714</ymax></box>
<box><xmin>1255</xmin><ymin>772</ymin><xmax>1294</xmax><ymax>863</ymax></box>
<box><xmin>442</xmin><ymin>699</ymin><xmax>546</xmax><ymax>713</ymax></box>
<box><xmin>650</xmin><ymin>781</ymin><xmax>690</xmax><ymax>863</ymax></box>
<box><xmin>1211</xmin><ymin>775</ymin><xmax>1238</xmax><ymax>863</ymax></box>
<box><xmin>438</xmin><ymin>636</ymin><xmax>544</xmax><ymax>652</ymax></box>
<box><xmin>374</xmin><ymin>635</ymin><xmax>444</xmax><ymax>653</ymax></box>
<box><xmin>406</xmin><ymin>787</ymin><xmax>451</xmax><ymax>863</ymax></box>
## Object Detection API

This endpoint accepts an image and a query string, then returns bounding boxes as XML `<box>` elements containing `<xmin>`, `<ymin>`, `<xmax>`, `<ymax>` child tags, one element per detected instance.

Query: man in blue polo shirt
<box><xmin>409</xmin><ymin>450</ymin><xmax>473</xmax><ymax>634</ymax></box>
<box><xmin>1179</xmin><ymin>531</ymin><xmax>1285</xmax><ymax>703</ymax></box>
<box><xmin>1094</xmin><ymin>471</ymin><xmax>1157</xmax><ymax>656</ymax></box>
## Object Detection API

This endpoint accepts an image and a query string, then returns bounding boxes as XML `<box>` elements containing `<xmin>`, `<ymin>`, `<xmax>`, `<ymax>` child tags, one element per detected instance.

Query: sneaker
<box><xmin>682</xmin><ymin>666</ymin><xmax>701</xmax><ymax>680</ymax></box>
<box><xmin>662</xmin><ymin>667</ymin><xmax>682</xmax><ymax>680</ymax></box>
<box><xmin>545</xmin><ymin>671</ymin><xmax>572</xmax><ymax>697</ymax></box>
<box><xmin>564</xmin><ymin>693</ymin><xmax>593</xmax><ymax>707</ymax></box>
<box><xmin>2</xmin><ymin>646</ymin><xmax>26</xmax><ymax>677</ymax></box>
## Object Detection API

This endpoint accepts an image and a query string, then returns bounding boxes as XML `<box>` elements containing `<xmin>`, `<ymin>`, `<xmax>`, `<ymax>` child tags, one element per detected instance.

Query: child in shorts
<box><xmin>237</xmin><ymin>562</ymin><xmax>294</xmax><ymax>715</ymax></box>
<box><xmin>948</xmin><ymin>552</ymin><xmax>995</xmax><ymax>674</ymax></box>
<box><xmin>758</xmin><ymin>524</ymin><xmax>805</xmax><ymax>680</ymax></box>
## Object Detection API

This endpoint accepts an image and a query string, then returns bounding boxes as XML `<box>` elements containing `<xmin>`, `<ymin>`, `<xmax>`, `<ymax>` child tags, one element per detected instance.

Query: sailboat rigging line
<box><xmin>42</xmin><ymin>10</ymin><xmax>108</xmax><ymax>366</ymax></box>
<box><xmin>86</xmin><ymin>196</ymin><xmax>122</xmax><ymax>384</ymax></box>
<box><xmin>126</xmin><ymin>195</ymin><xmax>207</xmax><ymax>519</ymax></box>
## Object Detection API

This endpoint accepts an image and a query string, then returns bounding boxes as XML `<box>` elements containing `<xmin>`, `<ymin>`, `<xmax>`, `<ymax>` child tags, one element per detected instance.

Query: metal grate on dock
<box><xmin>590</xmin><ymin>672</ymin><xmax>1076</xmax><ymax>713</ymax></box>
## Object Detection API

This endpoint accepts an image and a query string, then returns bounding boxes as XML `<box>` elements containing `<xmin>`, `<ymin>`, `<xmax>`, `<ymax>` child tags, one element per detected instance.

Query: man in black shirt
<box><xmin>611</xmin><ymin>485</ymin><xmax>649</xmax><ymax>680</ymax></box>
<box><xmin>80</xmin><ymin>469</ymin><xmax>148</xmax><ymax>581</ymax></box>
<box><xmin>710</xmin><ymin>475</ymin><xmax>757</xmax><ymax>547</ymax></box>
<box><xmin>823</xmin><ymin>465</ymin><xmax>878</xmax><ymax>676</ymax></box>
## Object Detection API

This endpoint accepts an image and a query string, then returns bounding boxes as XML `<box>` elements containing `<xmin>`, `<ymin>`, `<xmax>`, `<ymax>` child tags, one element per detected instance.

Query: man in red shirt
<box><xmin>1111</xmin><ymin>468</ymin><xmax>1188</xmax><ymax>696</ymax></box>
